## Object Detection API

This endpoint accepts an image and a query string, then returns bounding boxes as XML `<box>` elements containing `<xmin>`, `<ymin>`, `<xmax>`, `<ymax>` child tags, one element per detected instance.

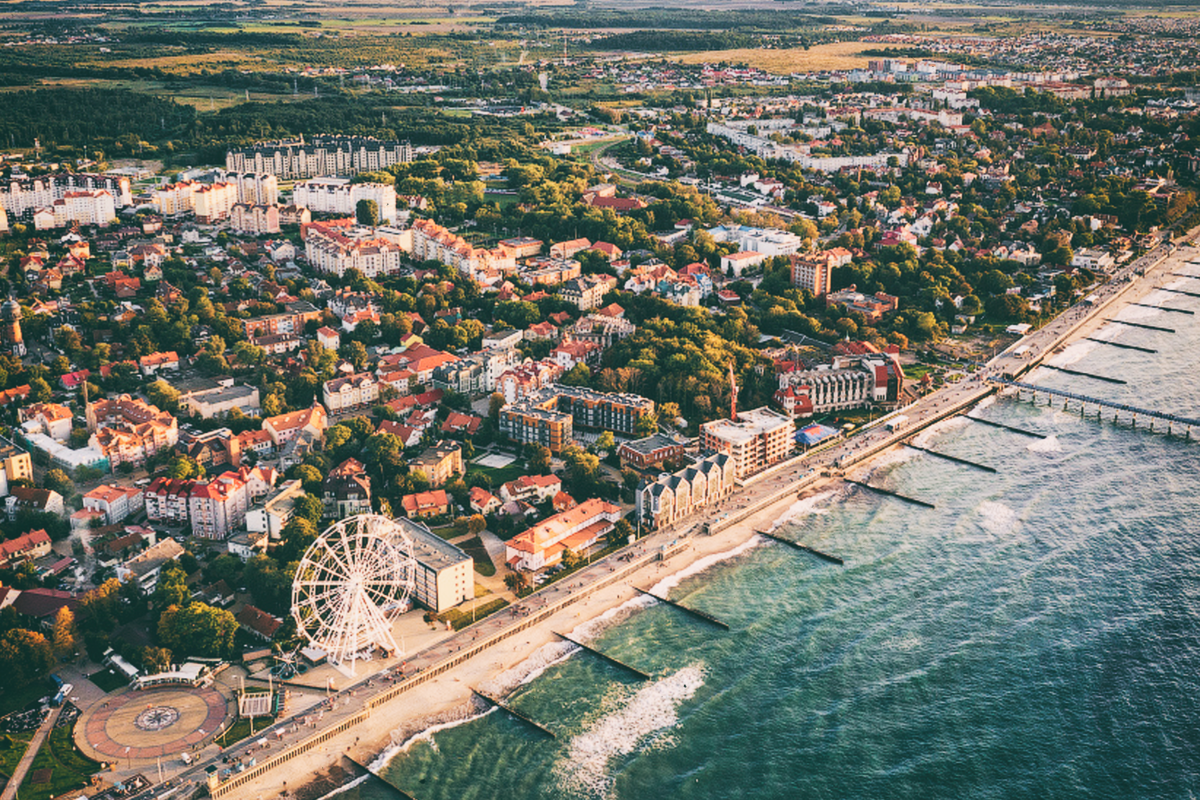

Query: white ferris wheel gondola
<box><xmin>291</xmin><ymin>514</ymin><xmax>416</xmax><ymax>673</ymax></box>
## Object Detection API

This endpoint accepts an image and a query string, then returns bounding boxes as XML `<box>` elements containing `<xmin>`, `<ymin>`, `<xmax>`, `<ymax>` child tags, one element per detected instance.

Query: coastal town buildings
<box><xmin>700</xmin><ymin>407</ymin><xmax>794</xmax><ymax>478</ymax></box>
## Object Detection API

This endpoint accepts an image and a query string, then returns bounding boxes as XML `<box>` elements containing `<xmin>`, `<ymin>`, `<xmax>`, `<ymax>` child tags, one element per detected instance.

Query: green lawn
<box><xmin>437</xmin><ymin>598</ymin><xmax>508</xmax><ymax>631</ymax></box>
<box><xmin>457</xmin><ymin>536</ymin><xmax>496</xmax><ymax>577</ymax></box>
<box><xmin>216</xmin><ymin>715</ymin><xmax>275</xmax><ymax>749</ymax></box>
<box><xmin>0</xmin><ymin>732</ymin><xmax>34</xmax><ymax>781</ymax></box>
<box><xmin>465</xmin><ymin>463</ymin><xmax>526</xmax><ymax>487</ymax></box>
<box><xmin>18</xmin><ymin>727</ymin><xmax>102</xmax><ymax>800</ymax></box>
<box><xmin>86</xmin><ymin>669</ymin><xmax>127</xmax><ymax>694</ymax></box>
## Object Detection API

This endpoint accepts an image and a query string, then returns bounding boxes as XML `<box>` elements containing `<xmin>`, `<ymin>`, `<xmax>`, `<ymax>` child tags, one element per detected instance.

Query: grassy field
<box><xmin>464</xmin><ymin>462</ymin><xmax>526</xmax><ymax>487</ymax></box>
<box><xmin>0</xmin><ymin>732</ymin><xmax>34</xmax><ymax>782</ymax></box>
<box><xmin>216</xmin><ymin>715</ymin><xmax>275</xmax><ymax>749</ymax></box>
<box><xmin>675</xmin><ymin>41</ymin><xmax>899</xmax><ymax>74</ymax></box>
<box><xmin>457</xmin><ymin>536</ymin><xmax>496</xmax><ymax>576</ymax></box>
<box><xmin>18</xmin><ymin>727</ymin><xmax>103</xmax><ymax>800</ymax></box>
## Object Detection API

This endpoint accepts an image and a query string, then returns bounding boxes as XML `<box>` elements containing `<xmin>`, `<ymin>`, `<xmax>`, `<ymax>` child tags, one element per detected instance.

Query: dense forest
<box><xmin>0</xmin><ymin>88</ymin><xmax>563</xmax><ymax>160</ymax></box>
<box><xmin>0</xmin><ymin>88</ymin><xmax>195</xmax><ymax>150</ymax></box>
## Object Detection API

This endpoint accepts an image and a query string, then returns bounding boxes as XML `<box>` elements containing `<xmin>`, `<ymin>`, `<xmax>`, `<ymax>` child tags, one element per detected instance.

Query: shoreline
<box><xmin>216</xmin><ymin>239</ymin><xmax>1199</xmax><ymax>800</ymax></box>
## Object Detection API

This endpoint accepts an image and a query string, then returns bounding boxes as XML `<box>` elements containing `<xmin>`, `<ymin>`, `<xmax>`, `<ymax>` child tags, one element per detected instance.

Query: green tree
<box><xmin>635</xmin><ymin>413</ymin><xmax>659</xmax><ymax>437</ymax></box>
<box><xmin>147</xmin><ymin>379</ymin><xmax>182</xmax><ymax>413</ymax></box>
<box><xmin>157</xmin><ymin>602</ymin><xmax>239</xmax><ymax>658</ymax></box>
<box><xmin>167</xmin><ymin>454</ymin><xmax>205</xmax><ymax>481</ymax></box>
<box><xmin>561</xmin><ymin>363</ymin><xmax>591</xmax><ymax>387</ymax></box>
<box><xmin>30</xmin><ymin>377</ymin><xmax>51</xmax><ymax>403</ymax></box>
<box><xmin>142</xmin><ymin>646</ymin><xmax>173</xmax><ymax>674</ymax></box>
<box><xmin>594</xmin><ymin>431</ymin><xmax>615</xmax><ymax>452</ymax></box>
<box><xmin>153</xmin><ymin>563</ymin><xmax>191</xmax><ymax>611</ymax></box>
<box><xmin>43</xmin><ymin>468</ymin><xmax>74</xmax><ymax>497</ymax></box>
<box><xmin>527</xmin><ymin>444</ymin><xmax>552</xmax><ymax>474</ymax></box>
<box><xmin>294</xmin><ymin>464</ymin><xmax>324</xmax><ymax>494</ymax></box>
<box><xmin>78</xmin><ymin>578</ymin><xmax>123</xmax><ymax>633</ymax></box>
<box><xmin>356</xmin><ymin>198</ymin><xmax>380</xmax><ymax>227</ymax></box>
<box><xmin>467</xmin><ymin>514</ymin><xmax>487</xmax><ymax>536</ymax></box>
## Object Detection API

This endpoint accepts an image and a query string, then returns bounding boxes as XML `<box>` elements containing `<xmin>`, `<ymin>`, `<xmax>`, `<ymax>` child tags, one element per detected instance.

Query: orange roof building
<box><xmin>505</xmin><ymin>498</ymin><xmax>621</xmax><ymax>572</ymax></box>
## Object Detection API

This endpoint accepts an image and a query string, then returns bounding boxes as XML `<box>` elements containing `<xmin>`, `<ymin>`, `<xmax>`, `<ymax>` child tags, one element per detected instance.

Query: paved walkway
<box><xmin>0</xmin><ymin>704</ymin><xmax>61</xmax><ymax>800</ymax></box>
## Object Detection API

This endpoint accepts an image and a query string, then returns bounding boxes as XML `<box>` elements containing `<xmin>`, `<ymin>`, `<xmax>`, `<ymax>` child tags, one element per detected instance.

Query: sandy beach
<box><xmin>221</xmin><ymin>238</ymin><xmax>1200</xmax><ymax>800</ymax></box>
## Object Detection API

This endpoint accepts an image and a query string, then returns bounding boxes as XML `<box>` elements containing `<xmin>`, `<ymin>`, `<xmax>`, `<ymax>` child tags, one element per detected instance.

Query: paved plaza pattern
<box><xmin>77</xmin><ymin>684</ymin><xmax>232</xmax><ymax>762</ymax></box>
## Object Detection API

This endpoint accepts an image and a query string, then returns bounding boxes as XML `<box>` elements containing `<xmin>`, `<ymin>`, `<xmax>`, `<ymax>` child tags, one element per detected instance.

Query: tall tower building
<box><xmin>1</xmin><ymin>297</ymin><xmax>26</xmax><ymax>358</ymax></box>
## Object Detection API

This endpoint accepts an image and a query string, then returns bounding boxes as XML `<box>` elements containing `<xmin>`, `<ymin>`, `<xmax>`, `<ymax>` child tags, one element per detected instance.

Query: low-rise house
<box><xmin>469</xmin><ymin>486</ymin><xmax>501</xmax><ymax>516</ymax></box>
<box><xmin>0</xmin><ymin>528</ymin><xmax>52</xmax><ymax>568</ymax></box>
<box><xmin>246</xmin><ymin>479</ymin><xmax>304</xmax><ymax>540</ymax></box>
<box><xmin>441</xmin><ymin>412</ymin><xmax>483</xmax><ymax>436</ymax></box>
<box><xmin>6</xmin><ymin>487</ymin><xmax>64</xmax><ymax>520</ymax></box>
<box><xmin>618</xmin><ymin>433</ymin><xmax>688</xmax><ymax>469</ymax></box>
<box><xmin>237</xmin><ymin>604</ymin><xmax>282</xmax><ymax>641</ymax></box>
<box><xmin>401</xmin><ymin>489</ymin><xmax>450</xmax><ymax>519</ymax></box>
<box><xmin>499</xmin><ymin>474</ymin><xmax>563</xmax><ymax>504</ymax></box>
<box><xmin>322</xmin><ymin>458</ymin><xmax>372</xmax><ymax>519</ymax></box>
<box><xmin>115</xmin><ymin>538</ymin><xmax>185</xmax><ymax>593</ymax></box>
<box><xmin>323</xmin><ymin>373</ymin><xmax>380</xmax><ymax>414</ymax></box>
<box><xmin>263</xmin><ymin>404</ymin><xmax>327</xmax><ymax>447</ymax></box>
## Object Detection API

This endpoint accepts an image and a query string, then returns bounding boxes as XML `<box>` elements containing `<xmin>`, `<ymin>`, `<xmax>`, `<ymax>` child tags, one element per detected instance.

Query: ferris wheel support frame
<box><xmin>291</xmin><ymin>514</ymin><xmax>417</xmax><ymax>674</ymax></box>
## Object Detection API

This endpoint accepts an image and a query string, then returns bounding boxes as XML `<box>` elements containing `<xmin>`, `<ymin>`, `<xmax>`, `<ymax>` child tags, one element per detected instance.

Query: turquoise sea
<box><xmin>332</xmin><ymin>278</ymin><xmax>1200</xmax><ymax>800</ymax></box>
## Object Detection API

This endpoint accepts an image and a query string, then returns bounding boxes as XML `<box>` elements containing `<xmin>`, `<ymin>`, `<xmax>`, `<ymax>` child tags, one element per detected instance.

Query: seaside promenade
<box><xmin>125</xmin><ymin>231</ymin><xmax>1197</xmax><ymax>800</ymax></box>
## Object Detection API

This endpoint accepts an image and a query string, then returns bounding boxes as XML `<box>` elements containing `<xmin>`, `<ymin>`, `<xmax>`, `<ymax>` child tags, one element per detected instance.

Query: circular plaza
<box><xmin>76</xmin><ymin>683</ymin><xmax>234</xmax><ymax>763</ymax></box>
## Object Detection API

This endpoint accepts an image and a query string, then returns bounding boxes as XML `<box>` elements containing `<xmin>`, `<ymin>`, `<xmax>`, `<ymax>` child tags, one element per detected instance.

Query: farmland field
<box><xmin>674</xmin><ymin>41</ymin><xmax>898</xmax><ymax>73</ymax></box>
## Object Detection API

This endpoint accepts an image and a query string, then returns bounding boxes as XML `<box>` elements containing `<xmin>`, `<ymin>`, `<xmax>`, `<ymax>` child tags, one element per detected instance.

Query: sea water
<box><xmin>341</xmin><ymin>289</ymin><xmax>1200</xmax><ymax>799</ymax></box>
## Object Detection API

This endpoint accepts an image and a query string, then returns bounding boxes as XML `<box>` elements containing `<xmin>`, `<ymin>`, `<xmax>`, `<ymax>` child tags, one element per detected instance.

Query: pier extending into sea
<box><xmin>988</xmin><ymin>377</ymin><xmax>1199</xmax><ymax>438</ymax></box>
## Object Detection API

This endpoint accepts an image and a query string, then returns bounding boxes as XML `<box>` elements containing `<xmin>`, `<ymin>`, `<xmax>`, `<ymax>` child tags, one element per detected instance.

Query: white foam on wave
<box><xmin>480</xmin><ymin>639</ymin><xmax>581</xmax><ymax>696</ymax></box>
<box><xmin>910</xmin><ymin>414</ymin><xmax>969</xmax><ymax>448</ymax></box>
<box><xmin>554</xmin><ymin>666</ymin><xmax>705</xmax><ymax>799</ymax></box>
<box><xmin>1027</xmin><ymin>433</ymin><xmax>1061</xmax><ymax>453</ymax></box>
<box><xmin>370</xmin><ymin>706</ymin><xmax>500</xmax><ymax>766</ymax></box>
<box><xmin>849</xmin><ymin>444</ymin><xmax>919</xmax><ymax>476</ymax></box>
<box><xmin>649</xmin><ymin>535</ymin><xmax>768</xmax><ymax>596</ymax></box>
<box><xmin>1112</xmin><ymin>302</ymin><xmax>1162</xmax><ymax>322</ymax></box>
<box><xmin>974</xmin><ymin>395</ymin><xmax>996</xmax><ymax>411</ymax></box>
<box><xmin>1046</xmin><ymin>338</ymin><xmax>1098</xmax><ymax>368</ymax></box>
<box><xmin>976</xmin><ymin>500</ymin><xmax>1020</xmax><ymax>537</ymax></box>
<box><xmin>766</xmin><ymin>489</ymin><xmax>837</xmax><ymax>533</ymax></box>
<box><xmin>313</xmin><ymin>772</ymin><xmax>372</xmax><ymax>800</ymax></box>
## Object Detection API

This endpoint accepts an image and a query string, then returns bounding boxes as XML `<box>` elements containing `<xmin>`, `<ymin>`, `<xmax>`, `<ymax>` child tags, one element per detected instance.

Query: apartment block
<box><xmin>699</xmin><ymin>407</ymin><xmax>794</xmax><ymax>478</ymax></box>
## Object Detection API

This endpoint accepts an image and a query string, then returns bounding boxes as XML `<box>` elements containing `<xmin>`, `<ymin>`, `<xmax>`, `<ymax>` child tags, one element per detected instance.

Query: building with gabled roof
<box><xmin>0</xmin><ymin>528</ymin><xmax>52</xmax><ymax>568</ymax></box>
<box><xmin>237</xmin><ymin>604</ymin><xmax>283</xmax><ymax>640</ymax></box>
<box><xmin>637</xmin><ymin>453</ymin><xmax>735</xmax><ymax>530</ymax></box>
<box><xmin>400</xmin><ymin>489</ymin><xmax>450</xmax><ymax>519</ymax></box>
<box><xmin>263</xmin><ymin>404</ymin><xmax>327</xmax><ymax>446</ymax></box>
<box><xmin>323</xmin><ymin>458</ymin><xmax>372</xmax><ymax>520</ymax></box>
<box><xmin>506</xmin><ymin>498</ymin><xmax>622</xmax><ymax>572</ymax></box>
<box><xmin>116</xmin><ymin>537</ymin><xmax>184</xmax><ymax>592</ymax></box>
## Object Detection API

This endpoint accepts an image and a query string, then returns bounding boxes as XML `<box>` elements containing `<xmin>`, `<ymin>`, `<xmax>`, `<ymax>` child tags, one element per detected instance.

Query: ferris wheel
<box><xmin>291</xmin><ymin>514</ymin><xmax>417</xmax><ymax>672</ymax></box>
